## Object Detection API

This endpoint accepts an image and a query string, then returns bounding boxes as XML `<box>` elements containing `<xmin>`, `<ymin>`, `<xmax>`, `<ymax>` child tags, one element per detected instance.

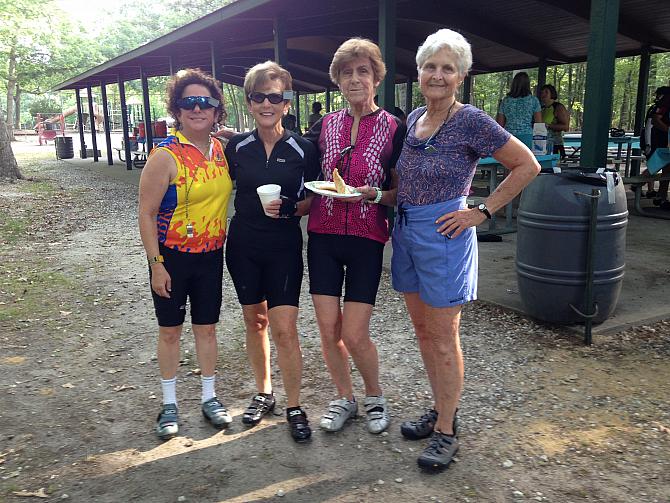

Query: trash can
<box><xmin>55</xmin><ymin>136</ymin><xmax>74</xmax><ymax>160</ymax></box>
<box><xmin>516</xmin><ymin>169</ymin><xmax>627</xmax><ymax>324</ymax></box>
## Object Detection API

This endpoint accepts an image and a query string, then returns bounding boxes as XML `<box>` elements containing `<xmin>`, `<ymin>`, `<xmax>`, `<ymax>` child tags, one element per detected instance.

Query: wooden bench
<box><xmin>113</xmin><ymin>148</ymin><xmax>147</xmax><ymax>168</ymax></box>
<box><xmin>623</xmin><ymin>172</ymin><xmax>670</xmax><ymax>219</ymax></box>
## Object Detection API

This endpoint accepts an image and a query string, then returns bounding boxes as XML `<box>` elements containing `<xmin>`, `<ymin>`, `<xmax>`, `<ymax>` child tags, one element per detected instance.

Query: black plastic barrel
<box><xmin>55</xmin><ymin>136</ymin><xmax>74</xmax><ymax>159</ymax></box>
<box><xmin>516</xmin><ymin>170</ymin><xmax>627</xmax><ymax>324</ymax></box>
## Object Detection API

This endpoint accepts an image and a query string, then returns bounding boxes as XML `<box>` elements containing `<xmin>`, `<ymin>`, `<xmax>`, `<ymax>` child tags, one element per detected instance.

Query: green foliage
<box><xmin>28</xmin><ymin>96</ymin><xmax>62</xmax><ymax>117</ymax></box>
<box><xmin>468</xmin><ymin>54</ymin><xmax>670</xmax><ymax>131</ymax></box>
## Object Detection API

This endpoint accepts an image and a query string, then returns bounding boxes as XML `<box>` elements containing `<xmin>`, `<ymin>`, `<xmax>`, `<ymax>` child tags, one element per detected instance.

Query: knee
<box><xmin>244</xmin><ymin>312</ymin><xmax>269</xmax><ymax>333</ymax></box>
<box><xmin>342</xmin><ymin>332</ymin><xmax>372</xmax><ymax>355</ymax></box>
<box><xmin>271</xmin><ymin>326</ymin><xmax>299</xmax><ymax>350</ymax></box>
<box><xmin>194</xmin><ymin>324</ymin><xmax>217</xmax><ymax>341</ymax></box>
<box><xmin>159</xmin><ymin>327</ymin><xmax>181</xmax><ymax>345</ymax></box>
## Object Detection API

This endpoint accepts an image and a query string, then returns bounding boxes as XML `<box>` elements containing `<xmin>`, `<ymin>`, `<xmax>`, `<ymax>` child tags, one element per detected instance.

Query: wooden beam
<box><xmin>580</xmin><ymin>0</ymin><xmax>619</xmax><ymax>169</ymax></box>
<box><xmin>378</xmin><ymin>0</ymin><xmax>397</xmax><ymax>112</ymax></box>
<box><xmin>86</xmin><ymin>86</ymin><xmax>99</xmax><ymax>162</ymax></box>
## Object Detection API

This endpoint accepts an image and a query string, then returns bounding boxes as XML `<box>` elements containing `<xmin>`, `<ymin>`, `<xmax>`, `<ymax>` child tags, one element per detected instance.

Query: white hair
<box><xmin>416</xmin><ymin>29</ymin><xmax>472</xmax><ymax>76</ymax></box>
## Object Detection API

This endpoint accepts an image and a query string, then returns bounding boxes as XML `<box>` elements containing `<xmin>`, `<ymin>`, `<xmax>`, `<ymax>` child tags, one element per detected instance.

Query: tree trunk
<box><xmin>0</xmin><ymin>114</ymin><xmax>23</xmax><ymax>180</ymax></box>
<box><xmin>619</xmin><ymin>65</ymin><xmax>633</xmax><ymax>129</ymax></box>
<box><xmin>6</xmin><ymin>43</ymin><xmax>17</xmax><ymax>141</ymax></box>
<box><xmin>14</xmin><ymin>85</ymin><xmax>21</xmax><ymax>129</ymax></box>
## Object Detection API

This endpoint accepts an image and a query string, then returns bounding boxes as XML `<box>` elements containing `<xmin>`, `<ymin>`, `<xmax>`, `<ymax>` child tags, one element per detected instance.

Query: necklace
<box><xmin>405</xmin><ymin>99</ymin><xmax>458</xmax><ymax>153</ymax></box>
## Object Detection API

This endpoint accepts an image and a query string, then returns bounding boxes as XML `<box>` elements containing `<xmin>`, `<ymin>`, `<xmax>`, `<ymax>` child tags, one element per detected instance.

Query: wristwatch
<box><xmin>477</xmin><ymin>203</ymin><xmax>492</xmax><ymax>219</ymax></box>
<box><xmin>148</xmin><ymin>255</ymin><xmax>165</xmax><ymax>266</ymax></box>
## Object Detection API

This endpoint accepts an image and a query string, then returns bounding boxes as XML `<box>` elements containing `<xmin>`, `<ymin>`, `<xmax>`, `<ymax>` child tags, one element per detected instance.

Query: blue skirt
<box><xmin>391</xmin><ymin>197</ymin><xmax>478</xmax><ymax>308</ymax></box>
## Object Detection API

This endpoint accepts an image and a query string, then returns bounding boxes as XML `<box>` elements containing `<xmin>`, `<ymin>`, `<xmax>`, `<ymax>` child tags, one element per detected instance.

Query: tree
<box><xmin>0</xmin><ymin>113</ymin><xmax>22</xmax><ymax>179</ymax></box>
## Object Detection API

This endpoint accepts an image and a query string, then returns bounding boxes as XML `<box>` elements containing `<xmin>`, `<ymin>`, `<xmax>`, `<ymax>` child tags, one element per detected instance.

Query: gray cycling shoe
<box><xmin>202</xmin><ymin>397</ymin><xmax>232</xmax><ymax>428</ymax></box>
<box><xmin>364</xmin><ymin>396</ymin><xmax>390</xmax><ymax>434</ymax></box>
<box><xmin>417</xmin><ymin>431</ymin><xmax>460</xmax><ymax>471</ymax></box>
<box><xmin>319</xmin><ymin>398</ymin><xmax>358</xmax><ymax>432</ymax></box>
<box><xmin>156</xmin><ymin>403</ymin><xmax>179</xmax><ymax>440</ymax></box>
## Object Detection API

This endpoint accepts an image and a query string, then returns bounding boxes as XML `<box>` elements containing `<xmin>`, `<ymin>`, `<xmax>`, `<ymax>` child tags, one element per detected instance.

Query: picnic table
<box><xmin>115</xmin><ymin>137</ymin><xmax>168</xmax><ymax>169</ymax></box>
<box><xmin>563</xmin><ymin>133</ymin><xmax>641</xmax><ymax>176</ymax></box>
<box><xmin>470</xmin><ymin>154</ymin><xmax>560</xmax><ymax>236</ymax></box>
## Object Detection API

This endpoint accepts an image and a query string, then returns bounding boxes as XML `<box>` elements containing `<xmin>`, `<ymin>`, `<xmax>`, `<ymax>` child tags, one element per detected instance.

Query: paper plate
<box><xmin>305</xmin><ymin>181</ymin><xmax>362</xmax><ymax>199</ymax></box>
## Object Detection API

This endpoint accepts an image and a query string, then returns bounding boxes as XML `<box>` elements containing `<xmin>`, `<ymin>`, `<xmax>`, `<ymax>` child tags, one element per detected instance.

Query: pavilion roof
<box><xmin>53</xmin><ymin>0</ymin><xmax>670</xmax><ymax>92</ymax></box>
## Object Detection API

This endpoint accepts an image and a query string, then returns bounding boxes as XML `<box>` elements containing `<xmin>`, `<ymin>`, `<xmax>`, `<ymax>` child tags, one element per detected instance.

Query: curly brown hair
<box><xmin>166</xmin><ymin>68</ymin><xmax>226</xmax><ymax>130</ymax></box>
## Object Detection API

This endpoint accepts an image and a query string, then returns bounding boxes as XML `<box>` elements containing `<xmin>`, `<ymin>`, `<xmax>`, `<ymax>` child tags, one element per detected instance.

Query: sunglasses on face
<box><xmin>176</xmin><ymin>96</ymin><xmax>220</xmax><ymax>110</ymax></box>
<box><xmin>247</xmin><ymin>90</ymin><xmax>294</xmax><ymax>104</ymax></box>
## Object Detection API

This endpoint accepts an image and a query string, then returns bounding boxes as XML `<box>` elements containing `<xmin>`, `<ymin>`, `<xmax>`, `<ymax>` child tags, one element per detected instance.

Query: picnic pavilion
<box><xmin>52</xmin><ymin>0</ymin><xmax>669</xmax><ymax>173</ymax></box>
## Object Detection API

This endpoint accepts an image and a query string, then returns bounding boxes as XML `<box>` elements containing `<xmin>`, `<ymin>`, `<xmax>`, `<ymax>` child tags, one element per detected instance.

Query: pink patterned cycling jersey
<box><xmin>306</xmin><ymin>108</ymin><xmax>403</xmax><ymax>244</ymax></box>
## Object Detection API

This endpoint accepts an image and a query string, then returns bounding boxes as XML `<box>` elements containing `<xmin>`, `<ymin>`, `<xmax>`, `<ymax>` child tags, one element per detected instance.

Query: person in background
<box><xmin>643</xmin><ymin>87</ymin><xmax>670</xmax><ymax>208</ymax></box>
<box><xmin>281</xmin><ymin>106</ymin><xmax>302</xmax><ymax>135</ymax></box>
<box><xmin>304</xmin><ymin>38</ymin><xmax>405</xmax><ymax>436</ymax></box>
<box><xmin>224</xmin><ymin>61</ymin><xmax>319</xmax><ymax>442</ymax></box>
<box><xmin>496</xmin><ymin>72</ymin><xmax>542</xmax><ymax>148</ymax></box>
<box><xmin>308</xmin><ymin>101</ymin><xmax>323</xmax><ymax>129</ymax></box>
<box><xmin>34</xmin><ymin>114</ymin><xmax>46</xmax><ymax>146</ymax></box>
<box><xmin>539</xmin><ymin>84</ymin><xmax>570</xmax><ymax>158</ymax></box>
<box><xmin>394</xmin><ymin>29</ymin><xmax>539</xmax><ymax>471</ymax></box>
<box><xmin>138</xmin><ymin>69</ymin><xmax>233</xmax><ymax>440</ymax></box>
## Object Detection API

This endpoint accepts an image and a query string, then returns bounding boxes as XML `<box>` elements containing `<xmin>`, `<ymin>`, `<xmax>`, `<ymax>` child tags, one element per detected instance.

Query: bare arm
<box><xmin>548</xmin><ymin>104</ymin><xmax>570</xmax><ymax>132</ymax></box>
<box><xmin>138</xmin><ymin>150</ymin><xmax>177</xmax><ymax>298</ymax></box>
<box><xmin>435</xmin><ymin>136</ymin><xmax>540</xmax><ymax>238</ymax></box>
<box><xmin>495</xmin><ymin>113</ymin><xmax>506</xmax><ymax>128</ymax></box>
<box><xmin>532</xmin><ymin>111</ymin><xmax>543</xmax><ymax>124</ymax></box>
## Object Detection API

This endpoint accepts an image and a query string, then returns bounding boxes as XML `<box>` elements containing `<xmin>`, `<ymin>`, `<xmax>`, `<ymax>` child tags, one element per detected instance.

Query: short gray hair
<box><xmin>416</xmin><ymin>29</ymin><xmax>472</xmax><ymax>76</ymax></box>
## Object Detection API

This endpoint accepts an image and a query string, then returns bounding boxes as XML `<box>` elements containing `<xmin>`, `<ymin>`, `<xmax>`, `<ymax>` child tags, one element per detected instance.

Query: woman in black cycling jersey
<box><xmin>224</xmin><ymin>61</ymin><xmax>320</xmax><ymax>442</ymax></box>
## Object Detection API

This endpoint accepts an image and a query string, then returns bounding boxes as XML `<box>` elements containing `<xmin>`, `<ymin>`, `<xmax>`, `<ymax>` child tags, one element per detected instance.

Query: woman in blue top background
<box><xmin>495</xmin><ymin>72</ymin><xmax>542</xmax><ymax>148</ymax></box>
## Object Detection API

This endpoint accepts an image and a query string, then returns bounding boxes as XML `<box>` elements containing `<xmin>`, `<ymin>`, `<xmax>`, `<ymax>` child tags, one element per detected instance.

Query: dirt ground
<box><xmin>1</xmin><ymin>143</ymin><xmax>669</xmax><ymax>503</ymax></box>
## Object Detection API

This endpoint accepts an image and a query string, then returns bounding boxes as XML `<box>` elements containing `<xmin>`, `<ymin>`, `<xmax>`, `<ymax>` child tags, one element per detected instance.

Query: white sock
<box><xmin>201</xmin><ymin>375</ymin><xmax>216</xmax><ymax>403</ymax></box>
<box><xmin>161</xmin><ymin>377</ymin><xmax>177</xmax><ymax>405</ymax></box>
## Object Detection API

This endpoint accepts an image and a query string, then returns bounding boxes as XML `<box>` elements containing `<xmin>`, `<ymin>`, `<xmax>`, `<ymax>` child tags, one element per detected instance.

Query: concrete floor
<box><xmin>54</xmin><ymin>134</ymin><xmax>670</xmax><ymax>337</ymax></box>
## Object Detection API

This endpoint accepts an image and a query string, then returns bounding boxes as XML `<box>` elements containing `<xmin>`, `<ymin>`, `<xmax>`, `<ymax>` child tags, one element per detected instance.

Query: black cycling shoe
<box><xmin>156</xmin><ymin>403</ymin><xmax>179</xmax><ymax>440</ymax></box>
<box><xmin>242</xmin><ymin>393</ymin><xmax>276</xmax><ymax>426</ymax></box>
<box><xmin>400</xmin><ymin>408</ymin><xmax>458</xmax><ymax>440</ymax></box>
<box><xmin>417</xmin><ymin>431</ymin><xmax>460</xmax><ymax>471</ymax></box>
<box><xmin>287</xmin><ymin>408</ymin><xmax>312</xmax><ymax>443</ymax></box>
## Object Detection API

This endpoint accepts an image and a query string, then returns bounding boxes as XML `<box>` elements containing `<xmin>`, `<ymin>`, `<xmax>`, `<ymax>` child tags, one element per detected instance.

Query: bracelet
<box><xmin>148</xmin><ymin>255</ymin><xmax>164</xmax><ymax>266</ymax></box>
<box><xmin>370</xmin><ymin>187</ymin><xmax>382</xmax><ymax>204</ymax></box>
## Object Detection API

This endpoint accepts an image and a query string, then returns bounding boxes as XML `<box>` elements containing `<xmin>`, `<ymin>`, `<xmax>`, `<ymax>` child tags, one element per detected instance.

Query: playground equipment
<box><xmin>45</xmin><ymin>104</ymin><xmax>104</xmax><ymax>131</ymax></box>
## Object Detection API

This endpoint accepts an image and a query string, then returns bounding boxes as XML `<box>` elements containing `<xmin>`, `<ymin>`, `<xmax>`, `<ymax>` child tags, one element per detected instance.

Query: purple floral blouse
<box><xmin>396</xmin><ymin>105</ymin><xmax>511</xmax><ymax>206</ymax></box>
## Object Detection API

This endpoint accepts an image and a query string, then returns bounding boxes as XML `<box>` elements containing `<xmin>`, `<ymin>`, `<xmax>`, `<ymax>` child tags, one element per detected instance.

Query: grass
<box><xmin>0</xmin><ymin>216</ymin><xmax>28</xmax><ymax>245</ymax></box>
<box><xmin>0</xmin><ymin>264</ymin><xmax>74</xmax><ymax>324</ymax></box>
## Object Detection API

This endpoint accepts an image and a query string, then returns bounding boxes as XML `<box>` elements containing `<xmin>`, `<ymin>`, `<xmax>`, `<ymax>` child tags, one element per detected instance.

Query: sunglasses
<box><xmin>248</xmin><ymin>90</ymin><xmax>294</xmax><ymax>104</ymax></box>
<box><xmin>176</xmin><ymin>96</ymin><xmax>220</xmax><ymax>110</ymax></box>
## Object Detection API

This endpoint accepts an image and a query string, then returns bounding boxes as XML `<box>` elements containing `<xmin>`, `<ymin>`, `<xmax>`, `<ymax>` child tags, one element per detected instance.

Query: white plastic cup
<box><xmin>256</xmin><ymin>184</ymin><xmax>281</xmax><ymax>216</ymax></box>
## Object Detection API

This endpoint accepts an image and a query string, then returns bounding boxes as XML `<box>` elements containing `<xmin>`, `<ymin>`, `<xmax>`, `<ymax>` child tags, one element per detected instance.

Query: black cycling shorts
<box><xmin>225</xmin><ymin>224</ymin><xmax>303</xmax><ymax>309</ymax></box>
<box><xmin>150</xmin><ymin>244</ymin><xmax>223</xmax><ymax>327</ymax></box>
<box><xmin>307</xmin><ymin>232</ymin><xmax>384</xmax><ymax>305</ymax></box>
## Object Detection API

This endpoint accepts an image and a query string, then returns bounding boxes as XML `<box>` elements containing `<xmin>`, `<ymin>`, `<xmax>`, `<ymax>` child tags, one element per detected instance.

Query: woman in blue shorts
<box><xmin>224</xmin><ymin>61</ymin><xmax>320</xmax><ymax>442</ymax></box>
<box><xmin>393</xmin><ymin>29</ymin><xmax>540</xmax><ymax>470</ymax></box>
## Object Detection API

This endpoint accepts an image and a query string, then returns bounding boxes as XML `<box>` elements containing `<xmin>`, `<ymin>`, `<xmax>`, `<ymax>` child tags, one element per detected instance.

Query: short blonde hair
<box><xmin>243</xmin><ymin>61</ymin><xmax>293</xmax><ymax>100</ymax></box>
<box><xmin>329</xmin><ymin>38</ymin><xmax>387</xmax><ymax>85</ymax></box>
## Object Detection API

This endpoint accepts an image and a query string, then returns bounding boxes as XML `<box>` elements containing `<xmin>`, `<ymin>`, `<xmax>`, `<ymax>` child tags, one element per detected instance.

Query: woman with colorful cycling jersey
<box><xmin>138</xmin><ymin>69</ymin><xmax>233</xmax><ymax>440</ymax></box>
<box><xmin>304</xmin><ymin>38</ymin><xmax>405</xmax><ymax>435</ymax></box>
<box><xmin>224</xmin><ymin>61</ymin><xmax>320</xmax><ymax>443</ymax></box>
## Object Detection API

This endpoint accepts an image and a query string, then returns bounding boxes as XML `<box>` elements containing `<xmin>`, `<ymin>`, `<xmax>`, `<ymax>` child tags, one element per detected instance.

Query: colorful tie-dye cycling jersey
<box><xmin>152</xmin><ymin>132</ymin><xmax>233</xmax><ymax>253</ymax></box>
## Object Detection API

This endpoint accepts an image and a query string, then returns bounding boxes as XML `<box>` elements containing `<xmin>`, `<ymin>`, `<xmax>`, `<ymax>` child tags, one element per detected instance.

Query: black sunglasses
<box><xmin>248</xmin><ymin>91</ymin><xmax>294</xmax><ymax>104</ymax></box>
<box><xmin>176</xmin><ymin>96</ymin><xmax>220</xmax><ymax>110</ymax></box>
